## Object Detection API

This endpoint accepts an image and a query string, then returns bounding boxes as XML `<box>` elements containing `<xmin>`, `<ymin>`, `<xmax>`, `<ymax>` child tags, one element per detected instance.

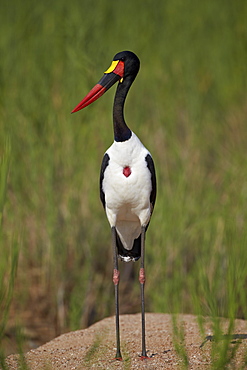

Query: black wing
<box><xmin>99</xmin><ymin>153</ymin><xmax>110</xmax><ymax>208</ymax></box>
<box><xmin>145</xmin><ymin>153</ymin><xmax>157</xmax><ymax>212</ymax></box>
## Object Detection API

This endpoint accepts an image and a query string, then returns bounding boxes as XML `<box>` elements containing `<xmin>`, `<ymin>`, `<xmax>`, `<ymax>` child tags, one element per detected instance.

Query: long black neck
<box><xmin>113</xmin><ymin>77</ymin><xmax>133</xmax><ymax>142</ymax></box>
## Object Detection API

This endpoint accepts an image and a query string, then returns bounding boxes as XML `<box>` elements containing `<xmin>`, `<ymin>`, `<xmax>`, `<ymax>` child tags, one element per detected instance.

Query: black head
<box><xmin>71</xmin><ymin>51</ymin><xmax>140</xmax><ymax>113</ymax></box>
<box><xmin>113</xmin><ymin>51</ymin><xmax>140</xmax><ymax>80</ymax></box>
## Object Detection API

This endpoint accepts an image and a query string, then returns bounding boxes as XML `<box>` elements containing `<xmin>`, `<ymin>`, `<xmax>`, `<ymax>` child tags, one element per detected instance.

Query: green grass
<box><xmin>83</xmin><ymin>336</ymin><xmax>102</xmax><ymax>367</ymax></box>
<box><xmin>172</xmin><ymin>315</ymin><xmax>189</xmax><ymax>369</ymax></box>
<box><xmin>0</xmin><ymin>0</ymin><xmax>247</xmax><ymax>367</ymax></box>
<box><xmin>0</xmin><ymin>139</ymin><xmax>20</xmax><ymax>367</ymax></box>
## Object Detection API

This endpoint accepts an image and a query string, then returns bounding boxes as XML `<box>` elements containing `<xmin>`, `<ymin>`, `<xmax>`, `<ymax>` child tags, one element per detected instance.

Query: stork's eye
<box><xmin>120</xmin><ymin>57</ymin><xmax>125</xmax><ymax>61</ymax></box>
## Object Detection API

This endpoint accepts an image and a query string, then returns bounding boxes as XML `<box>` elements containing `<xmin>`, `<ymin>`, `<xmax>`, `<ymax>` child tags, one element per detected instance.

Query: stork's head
<box><xmin>71</xmin><ymin>51</ymin><xmax>140</xmax><ymax>113</ymax></box>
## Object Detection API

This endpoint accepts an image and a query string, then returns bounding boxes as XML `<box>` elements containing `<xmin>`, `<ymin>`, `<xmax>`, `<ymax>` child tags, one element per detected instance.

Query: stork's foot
<box><xmin>139</xmin><ymin>351</ymin><xmax>157</xmax><ymax>360</ymax></box>
<box><xmin>112</xmin><ymin>349</ymin><xmax>122</xmax><ymax>361</ymax></box>
<box><xmin>114</xmin><ymin>356</ymin><xmax>123</xmax><ymax>361</ymax></box>
<box><xmin>139</xmin><ymin>354</ymin><xmax>151</xmax><ymax>360</ymax></box>
<box><xmin>111</xmin><ymin>353</ymin><xmax>122</xmax><ymax>361</ymax></box>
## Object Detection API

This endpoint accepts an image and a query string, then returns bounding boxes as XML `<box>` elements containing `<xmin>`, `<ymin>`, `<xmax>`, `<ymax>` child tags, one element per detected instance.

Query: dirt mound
<box><xmin>5</xmin><ymin>313</ymin><xmax>247</xmax><ymax>369</ymax></box>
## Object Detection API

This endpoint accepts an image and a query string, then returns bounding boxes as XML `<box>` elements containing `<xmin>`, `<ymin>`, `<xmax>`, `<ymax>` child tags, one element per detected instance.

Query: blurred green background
<box><xmin>0</xmin><ymin>0</ymin><xmax>247</xmax><ymax>356</ymax></box>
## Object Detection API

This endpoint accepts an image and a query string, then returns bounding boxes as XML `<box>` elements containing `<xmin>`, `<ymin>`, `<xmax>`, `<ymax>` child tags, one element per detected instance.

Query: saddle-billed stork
<box><xmin>72</xmin><ymin>51</ymin><xmax>156</xmax><ymax>360</ymax></box>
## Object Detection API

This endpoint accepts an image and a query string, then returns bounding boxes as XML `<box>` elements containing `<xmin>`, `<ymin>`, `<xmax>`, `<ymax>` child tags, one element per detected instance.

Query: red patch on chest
<box><xmin>123</xmin><ymin>166</ymin><xmax>131</xmax><ymax>177</ymax></box>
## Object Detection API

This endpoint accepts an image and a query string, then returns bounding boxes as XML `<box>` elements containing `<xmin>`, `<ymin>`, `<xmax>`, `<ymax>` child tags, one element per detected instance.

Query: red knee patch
<box><xmin>139</xmin><ymin>268</ymin><xmax>145</xmax><ymax>284</ymax></box>
<box><xmin>113</xmin><ymin>269</ymin><xmax>120</xmax><ymax>285</ymax></box>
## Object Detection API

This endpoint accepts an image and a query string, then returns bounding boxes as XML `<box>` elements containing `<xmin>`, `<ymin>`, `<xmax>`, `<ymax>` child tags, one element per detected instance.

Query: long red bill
<box><xmin>71</xmin><ymin>84</ymin><xmax>106</xmax><ymax>113</ymax></box>
<box><xmin>71</xmin><ymin>60</ymin><xmax>124</xmax><ymax>114</ymax></box>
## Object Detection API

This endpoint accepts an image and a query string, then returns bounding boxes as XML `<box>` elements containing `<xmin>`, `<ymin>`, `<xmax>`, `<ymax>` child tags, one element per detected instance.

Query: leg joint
<box><xmin>139</xmin><ymin>267</ymin><xmax>145</xmax><ymax>284</ymax></box>
<box><xmin>113</xmin><ymin>269</ymin><xmax>120</xmax><ymax>285</ymax></box>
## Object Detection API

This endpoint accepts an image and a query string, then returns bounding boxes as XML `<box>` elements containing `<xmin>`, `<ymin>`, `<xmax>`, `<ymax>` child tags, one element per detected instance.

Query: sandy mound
<box><xmin>5</xmin><ymin>313</ymin><xmax>247</xmax><ymax>369</ymax></box>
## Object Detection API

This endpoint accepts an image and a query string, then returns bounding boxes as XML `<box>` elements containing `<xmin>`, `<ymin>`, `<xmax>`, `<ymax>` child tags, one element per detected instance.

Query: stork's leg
<box><xmin>139</xmin><ymin>225</ymin><xmax>148</xmax><ymax>358</ymax></box>
<box><xmin>111</xmin><ymin>226</ymin><xmax>122</xmax><ymax>360</ymax></box>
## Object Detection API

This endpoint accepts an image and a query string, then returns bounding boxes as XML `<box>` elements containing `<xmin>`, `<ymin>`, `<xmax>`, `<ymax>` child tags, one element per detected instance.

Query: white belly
<box><xmin>102</xmin><ymin>133</ymin><xmax>152</xmax><ymax>250</ymax></box>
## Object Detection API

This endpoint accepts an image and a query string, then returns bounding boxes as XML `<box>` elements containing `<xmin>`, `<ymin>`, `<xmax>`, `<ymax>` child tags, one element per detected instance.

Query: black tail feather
<box><xmin>116</xmin><ymin>232</ymin><xmax>141</xmax><ymax>261</ymax></box>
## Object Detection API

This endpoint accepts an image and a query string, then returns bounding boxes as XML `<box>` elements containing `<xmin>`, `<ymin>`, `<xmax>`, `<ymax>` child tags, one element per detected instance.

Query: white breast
<box><xmin>102</xmin><ymin>132</ymin><xmax>153</xmax><ymax>250</ymax></box>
